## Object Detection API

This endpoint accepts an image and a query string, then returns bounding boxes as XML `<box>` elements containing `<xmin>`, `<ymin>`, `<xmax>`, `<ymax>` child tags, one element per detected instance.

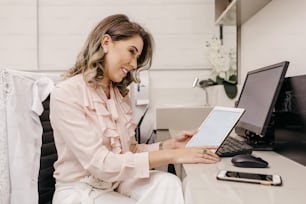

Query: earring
<box><xmin>104</xmin><ymin>48</ymin><xmax>108</xmax><ymax>54</ymax></box>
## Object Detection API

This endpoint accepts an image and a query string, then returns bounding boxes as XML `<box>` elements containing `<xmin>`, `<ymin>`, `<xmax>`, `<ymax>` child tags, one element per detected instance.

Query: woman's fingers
<box><xmin>175</xmin><ymin>146</ymin><xmax>220</xmax><ymax>164</ymax></box>
<box><xmin>203</xmin><ymin>151</ymin><xmax>220</xmax><ymax>161</ymax></box>
<box><xmin>201</xmin><ymin>145</ymin><xmax>219</xmax><ymax>150</ymax></box>
<box><xmin>200</xmin><ymin>151</ymin><xmax>219</xmax><ymax>160</ymax></box>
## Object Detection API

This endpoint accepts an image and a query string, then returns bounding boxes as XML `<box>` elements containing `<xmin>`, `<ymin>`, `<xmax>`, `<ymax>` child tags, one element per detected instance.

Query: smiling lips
<box><xmin>121</xmin><ymin>67</ymin><xmax>129</xmax><ymax>76</ymax></box>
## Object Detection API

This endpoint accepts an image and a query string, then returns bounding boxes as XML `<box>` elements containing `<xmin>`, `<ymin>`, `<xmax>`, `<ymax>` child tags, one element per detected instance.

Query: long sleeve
<box><xmin>50</xmin><ymin>75</ymin><xmax>150</xmax><ymax>183</ymax></box>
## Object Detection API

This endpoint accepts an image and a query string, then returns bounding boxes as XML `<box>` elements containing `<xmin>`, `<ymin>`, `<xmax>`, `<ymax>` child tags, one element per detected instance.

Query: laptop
<box><xmin>186</xmin><ymin>106</ymin><xmax>245</xmax><ymax>154</ymax></box>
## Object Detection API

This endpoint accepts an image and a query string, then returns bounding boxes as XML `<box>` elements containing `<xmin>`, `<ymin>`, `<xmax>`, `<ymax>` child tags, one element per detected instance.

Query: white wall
<box><xmin>0</xmin><ymin>0</ymin><xmax>37</xmax><ymax>69</ymax></box>
<box><xmin>0</xmin><ymin>0</ymin><xmax>216</xmax><ymax>71</ymax></box>
<box><xmin>240</xmin><ymin>0</ymin><xmax>306</xmax><ymax>81</ymax></box>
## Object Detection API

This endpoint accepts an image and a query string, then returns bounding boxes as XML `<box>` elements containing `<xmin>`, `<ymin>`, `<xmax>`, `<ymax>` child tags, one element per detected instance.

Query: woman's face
<box><xmin>102</xmin><ymin>35</ymin><xmax>144</xmax><ymax>83</ymax></box>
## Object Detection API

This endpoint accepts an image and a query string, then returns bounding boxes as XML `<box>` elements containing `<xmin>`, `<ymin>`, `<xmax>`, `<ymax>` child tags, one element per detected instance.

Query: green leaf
<box><xmin>216</xmin><ymin>75</ymin><xmax>224</xmax><ymax>85</ymax></box>
<box><xmin>224</xmin><ymin>74</ymin><xmax>237</xmax><ymax>85</ymax></box>
<box><xmin>199</xmin><ymin>79</ymin><xmax>217</xmax><ymax>88</ymax></box>
<box><xmin>228</xmin><ymin>74</ymin><xmax>237</xmax><ymax>83</ymax></box>
<box><xmin>223</xmin><ymin>82</ymin><xmax>238</xmax><ymax>99</ymax></box>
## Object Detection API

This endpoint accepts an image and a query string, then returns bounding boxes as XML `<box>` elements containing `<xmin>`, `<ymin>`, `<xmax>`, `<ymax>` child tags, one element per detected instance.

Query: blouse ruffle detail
<box><xmin>114</xmin><ymin>88</ymin><xmax>137</xmax><ymax>151</ymax></box>
<box><xmin>81</xmin><ymin>85</ymin><xmax>137</xmax><ymax>154</ymax></box>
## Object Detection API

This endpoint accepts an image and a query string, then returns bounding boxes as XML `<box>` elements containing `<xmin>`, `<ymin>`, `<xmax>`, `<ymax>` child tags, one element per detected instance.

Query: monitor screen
<box><xmin>235</xmin><ymin>61</ymin><xmax>289</xmax><ymax>137</ymax></box>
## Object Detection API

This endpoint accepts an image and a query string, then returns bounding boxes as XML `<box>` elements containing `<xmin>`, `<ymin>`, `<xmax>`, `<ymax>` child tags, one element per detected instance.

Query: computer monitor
<box><xmin>235</xmin><ymin>61</ymin><xmax>289</xmax><ymax>148</ymax></box>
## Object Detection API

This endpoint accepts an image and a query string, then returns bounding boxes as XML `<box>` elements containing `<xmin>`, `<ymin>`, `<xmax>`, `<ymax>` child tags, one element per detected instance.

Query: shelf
<box><xmin>215</xmin><ymin>0</ymin><xmax>272</xmax><ymax>26</ymax></box>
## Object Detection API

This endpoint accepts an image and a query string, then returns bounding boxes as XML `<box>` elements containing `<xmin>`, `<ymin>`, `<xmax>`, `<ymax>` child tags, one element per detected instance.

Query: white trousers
<box><xmin>53</xmin><ymin>171</ymin><xmax>184</xmax><ymax>204</ymax></box>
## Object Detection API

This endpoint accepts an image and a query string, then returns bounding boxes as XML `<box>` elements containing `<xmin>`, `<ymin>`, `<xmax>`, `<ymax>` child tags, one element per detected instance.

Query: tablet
<box><xmin>186</xmin><ymin>106</ymin><xmax>245</xmax><ymax>147</ymax></box>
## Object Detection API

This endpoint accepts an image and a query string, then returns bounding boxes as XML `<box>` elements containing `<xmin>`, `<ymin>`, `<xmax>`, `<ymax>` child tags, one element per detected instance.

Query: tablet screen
<box><xmin>186</xmin><ymin>107</ymin><xmax>245</xmax><ymax>147</ymax></box>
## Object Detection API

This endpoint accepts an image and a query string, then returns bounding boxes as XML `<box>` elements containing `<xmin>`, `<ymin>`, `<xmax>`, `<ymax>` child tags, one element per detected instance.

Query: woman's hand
<box><xmin>148</xmin><ymin>146</ymin><xmax>220</xmax><ymax>168</ymax></box>
<box><xmin>172</xmin><ymin>146</ymin><xmax>220</xmax><ymax>164</ymax></box>
<box><xmin>162</xmin><ymin>129</ymin><xmax>198</xmax><ymax>150</ymax></box>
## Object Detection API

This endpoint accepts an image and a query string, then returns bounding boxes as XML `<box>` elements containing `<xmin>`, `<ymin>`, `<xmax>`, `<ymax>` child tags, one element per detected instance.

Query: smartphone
<box><xmin>216</xmin><ymin>170</ymin><xmax>282</xmax><ymax>186</ymax></box>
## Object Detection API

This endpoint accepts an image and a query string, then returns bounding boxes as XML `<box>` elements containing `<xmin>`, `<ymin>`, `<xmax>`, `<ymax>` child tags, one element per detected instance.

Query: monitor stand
<box><xmin>245</xmin><ymin>126</ymin><xmax>275</xmax><ymax>151</ymax></box>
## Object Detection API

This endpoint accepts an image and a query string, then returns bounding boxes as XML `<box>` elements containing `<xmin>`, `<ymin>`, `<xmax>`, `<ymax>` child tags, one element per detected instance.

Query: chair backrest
<box><xmin>38</xmin><ymin>95</ymin><xmax>57</xmax><ymax>204</ymax></box>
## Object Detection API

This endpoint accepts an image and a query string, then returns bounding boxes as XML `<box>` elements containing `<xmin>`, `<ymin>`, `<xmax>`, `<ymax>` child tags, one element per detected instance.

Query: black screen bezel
<box><xmin>235</xmin><ymin>61</ymin><xmax>289</xmax><ymax>137</ymax></box>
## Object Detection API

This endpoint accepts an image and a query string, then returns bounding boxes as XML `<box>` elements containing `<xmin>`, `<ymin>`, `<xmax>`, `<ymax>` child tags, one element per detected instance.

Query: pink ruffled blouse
<box><xmin>50</xmin><ymin>74</ymin><xmax>159</xmax><ymax>183</ymax></box>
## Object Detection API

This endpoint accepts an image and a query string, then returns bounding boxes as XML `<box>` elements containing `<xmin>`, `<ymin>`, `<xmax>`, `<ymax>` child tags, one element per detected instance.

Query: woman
<box><xmin>50</xmin><ymin>14</ymin><xmax>220</xmax><ymax>204</ymax></box>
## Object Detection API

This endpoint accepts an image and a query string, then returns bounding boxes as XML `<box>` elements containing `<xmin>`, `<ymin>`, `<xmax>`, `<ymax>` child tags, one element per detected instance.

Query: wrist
<box><xmin>162</xmin><ymin>149</ymin><xmax>176</xmax><ymax>164</ymax></box>
<box><xmin>149</xmin><ymin>149</ymin><xmax>176</xmax><ymax>168</ymax></box>
<box><xmin>161</xmin><ymin>139</ymin><xmax>175</xmax><ymax>150</ymax></box>
<box><xmin>159</xmin><ymin>142</ymin><xmax>164</xmax><ymax>150</ymax></box>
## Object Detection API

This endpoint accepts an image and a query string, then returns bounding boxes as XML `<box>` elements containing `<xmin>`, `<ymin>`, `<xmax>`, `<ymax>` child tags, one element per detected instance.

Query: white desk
<box><xmin>158</xmin><ymin>108</ymin><xmax>306</xmax><ymax>204</ymax></box>
<box><xmin>182</xmin><ymin>151</ymin><xmax>306</xmax><ymax>204</ymax></box>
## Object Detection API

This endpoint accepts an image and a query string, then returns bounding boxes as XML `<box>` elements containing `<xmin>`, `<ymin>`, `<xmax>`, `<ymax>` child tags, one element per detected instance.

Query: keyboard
<box><xmin>216</xmin><ymin>136</ymin><xmax>253</xmax><ymax>157</ymax></box>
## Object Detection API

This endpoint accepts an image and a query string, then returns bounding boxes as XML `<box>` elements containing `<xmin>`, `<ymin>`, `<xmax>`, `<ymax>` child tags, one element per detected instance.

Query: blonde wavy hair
<box><xmin>64</xmin><ymin>14</ymin><xmax>154</xmax><ymax>96</ymax></box>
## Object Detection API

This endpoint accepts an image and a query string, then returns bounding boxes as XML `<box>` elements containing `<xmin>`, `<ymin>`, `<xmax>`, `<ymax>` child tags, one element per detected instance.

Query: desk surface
<box><xmin>183</xmin><ymin>151</ymin><xmax>306</xmax><ymax>204</ymax></box>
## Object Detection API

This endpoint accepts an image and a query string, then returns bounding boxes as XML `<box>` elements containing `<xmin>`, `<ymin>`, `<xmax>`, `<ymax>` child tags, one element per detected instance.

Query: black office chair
<box><xmin>38</xmin><ymin>95</ymin><xmax>57</xmax><ymax>204</ymax></box>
